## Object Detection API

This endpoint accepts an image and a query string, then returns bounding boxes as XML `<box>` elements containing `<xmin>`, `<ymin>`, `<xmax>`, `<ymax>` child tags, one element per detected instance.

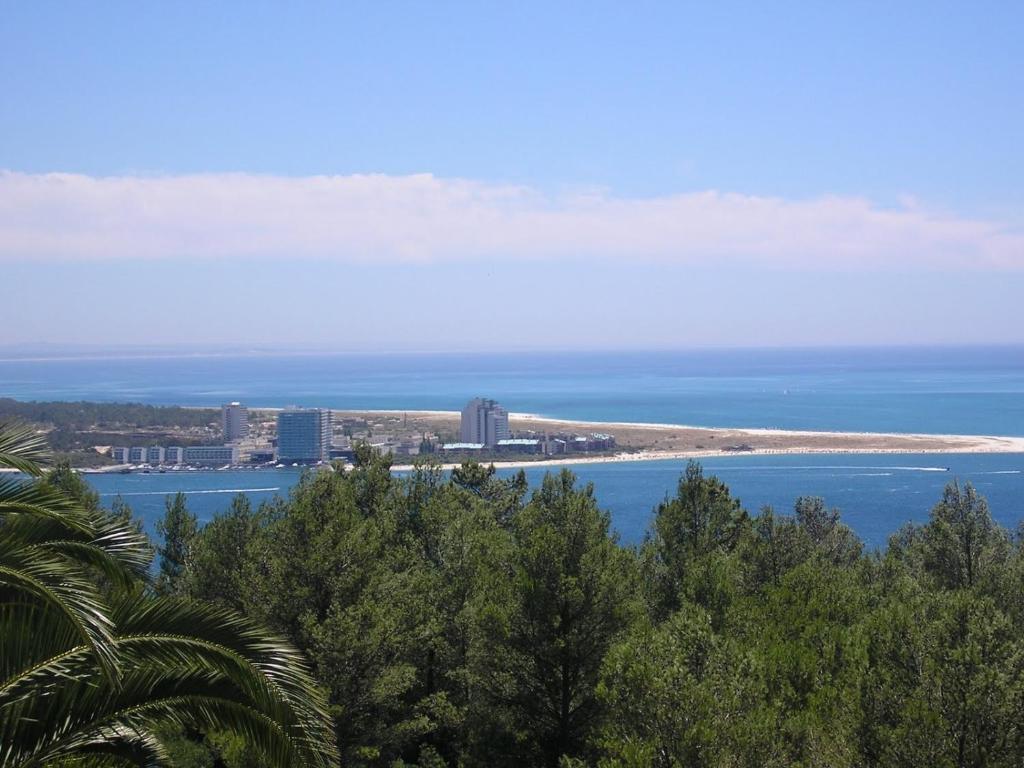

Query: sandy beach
<box><xmin>330</xmin><ymin>409</ymin><xmax>1024</xmax><ymax>472</ymax></box>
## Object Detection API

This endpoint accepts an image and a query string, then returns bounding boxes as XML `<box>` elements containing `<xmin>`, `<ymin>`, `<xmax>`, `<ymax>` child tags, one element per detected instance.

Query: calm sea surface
<box><xmin>83</xmin><ymin>453</ymin><xmax>1024</xmax><ymax>551</ymax></box>
<box><xmin>3</xmin><ymin>347</ymin><xmax>1024</xmax><ymax>548</ymax></box>
<box><xmin>3</xmin><ymin>346</ymin><xmax>1024</xmax><ymax>434</ymax></box>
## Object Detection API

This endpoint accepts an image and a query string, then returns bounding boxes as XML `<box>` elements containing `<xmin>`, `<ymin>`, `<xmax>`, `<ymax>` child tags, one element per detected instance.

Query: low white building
<box><xmin>496</xmin><ymin>438</ymin><xmax>543</xmax><ymax>454</ymax></box>
<box><xmin>183</xmin><ymin>445</ymin><xmax>239</xmax><ymax>466</ymax></box>
<box><xmin>441</xmin><ymin>442</ymin><xmax>485</xmax><ymax>452</ymax></box>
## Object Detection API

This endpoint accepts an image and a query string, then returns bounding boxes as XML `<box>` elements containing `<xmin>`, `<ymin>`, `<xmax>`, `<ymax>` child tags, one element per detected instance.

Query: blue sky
<box><xmin>2</xmin><ymin>1</ymin><xmax>1023</xmax><ymax>350</ymax></box>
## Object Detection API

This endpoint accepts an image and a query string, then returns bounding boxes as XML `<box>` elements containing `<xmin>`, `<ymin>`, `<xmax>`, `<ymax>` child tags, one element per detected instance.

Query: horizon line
<box><xmin>2</xmin><ymin>341</ymin><xmax>1024</xmax><ymax>364</ymax></box>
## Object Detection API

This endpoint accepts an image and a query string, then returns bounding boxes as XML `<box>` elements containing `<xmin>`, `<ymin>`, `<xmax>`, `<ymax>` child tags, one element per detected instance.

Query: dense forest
<box><xmin>0</xmin><ymin>399</ymin><xmax>220</xmax><ymax>464</ymax></box>
<box><xmin>0</xmin><ymin>399</ymin><xmax>217</xmax><ymax>432</ymax></box>
<box><xmin>52</xmin><ymin>449</ymin><xmax>1024</xmax><ymax>767</ymax></box>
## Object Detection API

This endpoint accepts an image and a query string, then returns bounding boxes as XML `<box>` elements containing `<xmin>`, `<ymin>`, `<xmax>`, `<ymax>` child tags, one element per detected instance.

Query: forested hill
<box><xmin>59</xmin><ymin>448</ymin><xmax>1024</xmax><ymax>768</ymax></box>
<box><xmin>0</xmin><ymin>399</ymin><xmax>220</xmax><ymax>464</ymax></box>
<box><xmin>0</xmin><ymin>398</ymin><xmax>216</xmax><ymax>429</ymax></box>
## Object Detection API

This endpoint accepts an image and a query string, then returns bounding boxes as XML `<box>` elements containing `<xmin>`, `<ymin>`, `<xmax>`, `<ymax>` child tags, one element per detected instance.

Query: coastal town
<box><xmin>82</xmin><ymin>396</ymin><xmax>1024</xmax><ymax>472</ymax></box>
<box><xmin>102</xmin><ymin>397</ymin><xmax>619</xmax><ymax>470</ymax></box>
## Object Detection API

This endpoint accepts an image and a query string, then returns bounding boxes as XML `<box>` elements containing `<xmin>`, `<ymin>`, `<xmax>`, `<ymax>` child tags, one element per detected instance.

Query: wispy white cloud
<box><xmin>1</xmin><ymin>170</ymin><xmax>1021</xmax><ymax>269</ymax></box>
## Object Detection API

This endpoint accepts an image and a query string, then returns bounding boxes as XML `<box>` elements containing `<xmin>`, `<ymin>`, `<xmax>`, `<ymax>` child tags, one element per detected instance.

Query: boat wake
<box><xmin>99</xmin><ymin>487</ymin><xmax>281</xmax><ymax>497</ymax></box>
<box><xmin>706</xmin><ymin>465</ymin><xmax>950</xmax><ymax>473</ymax></box>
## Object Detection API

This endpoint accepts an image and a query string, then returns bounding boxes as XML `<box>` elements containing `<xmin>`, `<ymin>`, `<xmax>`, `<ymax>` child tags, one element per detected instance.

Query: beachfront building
<box><xmin>111</xmin><ymin>446</ymin><xmax>130</xmax><ymax>463</ymax></box>
<box><xmin>183</xmin><ymin>445</ymin><xmax>239</xmax><ymax>466</ymax></box>
<box><xmin>222</xmin><ymin>401</ymin><xmax>249</xmax><ymax>442</ymax></box>
<box><xmin>460</xmin><ymin>398</ymin><xmax>510</xmax><ymax>448</ymax></box>
<box><xmin>277</xmin><ymin>407</ymin><xmax>332</xmax><ymax>463</ymax></box>
<box><xmin>496</xmin><ymin>438</ymin><xmax>543</xmax><ymax>454</ymax></box>
<box><xmin>440</xmin><ymin>442</ymin><xmax>485</xmax><ymax>454</ymax></box>
<box><xmin>128</xmin><ymin>447</ymin><xmax>147</xmax><ymax>464</ymax></box>
<box><xmin>165</xmin><ymin>446</ymin><xmax>185</xmax><ymax>464</ymax></box>
<box><xmin>146</xmin><ymin>446</ymin><xmax>165</xmax><ymax>464</ymax></box>
<box><xmin>545</xmin><ymin>437</ymin><xmax>567</xmax><ymax>455</ymax></box>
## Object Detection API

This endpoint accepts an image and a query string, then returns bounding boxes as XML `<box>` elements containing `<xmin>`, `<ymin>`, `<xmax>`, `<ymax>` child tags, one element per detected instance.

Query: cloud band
<box><xmin>1</xmin><ymin>170</ymin><xmax>1021</xmax><ymax>269</ymax></box>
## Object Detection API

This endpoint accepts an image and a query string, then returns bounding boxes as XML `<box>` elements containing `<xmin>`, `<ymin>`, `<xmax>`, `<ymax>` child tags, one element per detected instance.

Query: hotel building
<box><xmin>460</xmin><ymin>398</ymin><xmax>510</xmax><ymax>447</ymax></box>
<box><xmin>222</xmin><ymin>401</ymin><xmax>249</xmax><ymax>442</ymax></box>
<box><xmin>277</xmin><ymin>408</ymin><xmax>332</xmax><ymax>463</ymax></box>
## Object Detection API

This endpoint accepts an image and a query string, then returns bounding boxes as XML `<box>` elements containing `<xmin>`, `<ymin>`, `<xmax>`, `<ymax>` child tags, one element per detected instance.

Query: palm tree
<box><xmin>0</xmin><ymin>422</ymin><xmax>338</xmax><ymax>767</ymax></box>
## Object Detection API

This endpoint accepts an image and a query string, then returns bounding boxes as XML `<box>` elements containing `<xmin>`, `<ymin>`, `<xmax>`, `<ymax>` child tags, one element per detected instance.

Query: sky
<box><xmin>1</xmin><ymin>1</ymin><xmax>1023</xmax><ymax>351</ymax></box>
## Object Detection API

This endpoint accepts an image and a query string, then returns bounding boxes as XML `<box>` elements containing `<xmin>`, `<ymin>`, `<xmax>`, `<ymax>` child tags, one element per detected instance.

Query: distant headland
<box><xmin>2</xmin><ymin>398</ymin><xmax>1022</xmax><ymax>473</ymax></box>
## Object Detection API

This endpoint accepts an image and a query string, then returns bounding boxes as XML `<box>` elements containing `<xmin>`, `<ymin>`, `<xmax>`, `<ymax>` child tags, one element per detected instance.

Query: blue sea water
<box><xmin>3</xmin><ymin>346</ymin><xmax>1024</xmax><ymax>434</ymax></box>
<box><xmin>84</xmin><ymin>453</ymin><xmax>1024</xmax><ymax>551</ymax></box>
<box><xmin>3</xmin><ymin>346</ymin><xmax>1024</xmax><ymax>547</ymax></box>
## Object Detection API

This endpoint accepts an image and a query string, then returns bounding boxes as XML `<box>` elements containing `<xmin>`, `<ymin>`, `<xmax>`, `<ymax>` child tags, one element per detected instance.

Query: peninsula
<box><xmin>3</xmin><ymin>398</ymin><xmax>1022</xmax><ymax>471</ymax></box>
<box><xmin>334</xmin><ymin>409</ymin><xmax>1024</xmax><ymax>471</ymax></box>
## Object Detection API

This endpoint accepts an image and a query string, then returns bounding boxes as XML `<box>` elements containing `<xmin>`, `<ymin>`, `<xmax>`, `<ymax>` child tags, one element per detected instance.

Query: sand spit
<box><xmin>336</xmin><ymin>409</ymin><xmax>1024</xmax><ymax>472</ymax></box>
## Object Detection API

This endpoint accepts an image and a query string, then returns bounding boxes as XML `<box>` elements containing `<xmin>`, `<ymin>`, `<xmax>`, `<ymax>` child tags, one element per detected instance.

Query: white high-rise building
<box><xmin>460</xmin><ymin>398</ymin><xmax>510</xmax><ymax>447</ymax></box>
<box><xmin>222</xmin><ymin>402</ymin><xmax>249</xmax><ymax>442</ymax></box>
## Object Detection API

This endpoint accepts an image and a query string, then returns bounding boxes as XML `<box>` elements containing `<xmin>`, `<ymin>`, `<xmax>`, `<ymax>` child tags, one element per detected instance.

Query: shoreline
<box><xmin>183</xmin><ymin>403</ymin><xmax>1024</xmax><ymax>451</ymax></box>
<box><xmin>64</xmin><ymin>442</ymin><xmax>1024</xmax><ymax>476</ymax></box>
<box><xmin>11</xmin><ymin>406</ymin><xmax>1023</xmax><ymax>474</ymax></box>
<box><xmin>356</xmin><ymin>408</ymin><xmax>1024</xmax><ymax>445</ymax></box>
<box><xmin>389</xmin><ymin>444</ymin><xmax>1024</xmax><ymax>472</ymax></box>
<box><xmin>102</xmin><ymin>411</ymin><xmax>1024</xmax><ymax>473</ymax></box>
<box><xmin>338</xmin><ymin>408</ymin><xmax>1024</xmax><ymax>456</ymax></box>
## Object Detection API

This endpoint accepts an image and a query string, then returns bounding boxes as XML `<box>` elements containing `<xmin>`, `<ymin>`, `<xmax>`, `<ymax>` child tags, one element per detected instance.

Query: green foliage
<box><xmin>174</xmin><ymin>455</ymin><xmax>1024</xmax><ymax>768</ymax></box>
<box><xmin>39</xmin><ymin>460</ymin><xmax>101</xmax><ymax>512</ymax></box>
<box><xmin>0</xmin><ymin>422</ymin><xmax>338</xmax><ymax>768</ymax></box>
<box><xmin>0</xmin><ymin>398</ymin><xmax>217</xmax><ymax>431</ymax></box>
<box><xmin>792</xmin><ymin>495</ymin><xmax>864</xmax><ymax>566</ymax></box>
<box><xmin>472</xmin><ymin>470</ymin><xmax>641</xmax><ymax>767</ymax></box>
<box><xmin>451</xmin><ymin>460</ymin><xmax>528</xmax><ymax>525</ymax></box>
<box><xmin>155</xmin><ymin>491</ymin><xmax>197</xmax><ymax>596</ymax></box>
<box><xmin>0</xmin><ymin>400</ymin><xmax>219</xmax><ymax>465</ymax></box>
<box><xmin>921</xmin><ymin>480</ymin><xmax>1010</xmax><ymax>590</ymax></box>
<box><xmin>647</xmin><ymin>460</ymin><xmax>749</xmax><ymax>617</ymax></box>
<box><xmin>186</xmin><ymin>493</ymin><xmax>266</xmax><ymax>610</ymax></box>
<box><xmin>598</xmin><ymin>606</ymin><xmax>768</xmax><ymax>767</ymax></box>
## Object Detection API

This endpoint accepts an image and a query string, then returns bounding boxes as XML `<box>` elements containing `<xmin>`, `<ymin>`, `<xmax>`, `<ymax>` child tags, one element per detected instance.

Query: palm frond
<box><xmin>38</xmin><ymin>723</ymin><xmax>168</xmax><ymax>768</ymax></box>
<box><xmin>0</xmin><ymin>421</ymin><xmax>51</xmax><ymax>476</ymax></box>
<box><xmin>0</xmin><ymin>547</ymin><xmax>118</xmax><ymax>682</ymax></box>
<box><xmin>0</xmin><ymin>420</ymin><xmax>338</xmax><ymax>768</ymax></box>
<box><xmin>0</xmin><ymin>476</ymin><xmax>84</xmax><ymax>522</ymax></box>
<box><xmin>0</xmin><ymin>508</ymin><xmax>152</xmax><ymax>588</ymax></box>
<box><xmin>1</xmin><ymin>596</ymin><xmax>338</xmax><ymax>768</ymax></box>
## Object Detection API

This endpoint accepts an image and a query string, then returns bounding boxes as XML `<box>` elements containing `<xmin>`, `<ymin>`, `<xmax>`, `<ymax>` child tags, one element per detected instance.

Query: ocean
<box><xmin>3</xmin><ymin>346</ymin><xmax>1024</xmax><ymax>547</ymax></box>
<box><xmin>4</xmin><ymin>346</ymin><xmax>1024</xmax><ymax>434</ymax></box>
<box><xmin>83</xmin><ymin>453</ymin><xmax>1024</xmax><ymax>551</ymax></box>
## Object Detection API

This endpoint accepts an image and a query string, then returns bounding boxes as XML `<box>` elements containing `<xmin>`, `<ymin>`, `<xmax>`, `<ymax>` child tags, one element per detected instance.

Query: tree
<box><xmin>452</xmin><ymin>460</ymin><xmax>528</xmax><ymax>526</ymax></box>
<box><xmin>473</xmin><ymin>469</ymin><xmax>641</xmax><ymax>767</ymax></box>
<box><xmin>743</xmin><ymin>561</ymin><xmax>871</xmax><ymax>766</ymax></box>
<box><xmin>793</xmin><ymin>496</ymin><xmax>863</xmax><ymax>567</ymax></box>
<box><xmin>597</xmin><ymin>606</ymin><xmax>772</xmax><ymax>768</ymax></box>
<box><xmin>0</xmin><ymin>421</ymin><xmax>338</xmax><ymax>767</ymax></box>
<box><xmin>243</xmin><ymin>458</ymin><xmax>446</xmax><ymax>764</ymax></box>
<box><xmin>920</xmin><ymin>481</ymin><xmax>1009</xmax><ymax>591</ymax></box>
<box><xmin>451</xmin><ymin>460</ymin><xmax>498</xmax><ymax>495</ymax></box>
<box><xmin>39</xmin><ymin>459</ymin><xmax>101</xmax><ymax>512</ymax></box>
<box><xmin>740</xmin><ymin>505</ymin><xmax>805</xmax><ymax>590</ymax></box>
<box><xmin>647</xmin><ymin>461</ymin><xmax>749</xmax><ymax>617</ymax></box>
<box><xmin>187</xmin><ymin>493</ymin><xmax>266</xmax><ymax>610</ymax></box>
<box><xmin>862</xmin><ymin>591</ymin><xmax>1024</xmax><ymax>767</ymax></box>
<box><xmin>156</xmin><ymin>491</ymin><xmax>197</xmax><ymax>596</ymax></box>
